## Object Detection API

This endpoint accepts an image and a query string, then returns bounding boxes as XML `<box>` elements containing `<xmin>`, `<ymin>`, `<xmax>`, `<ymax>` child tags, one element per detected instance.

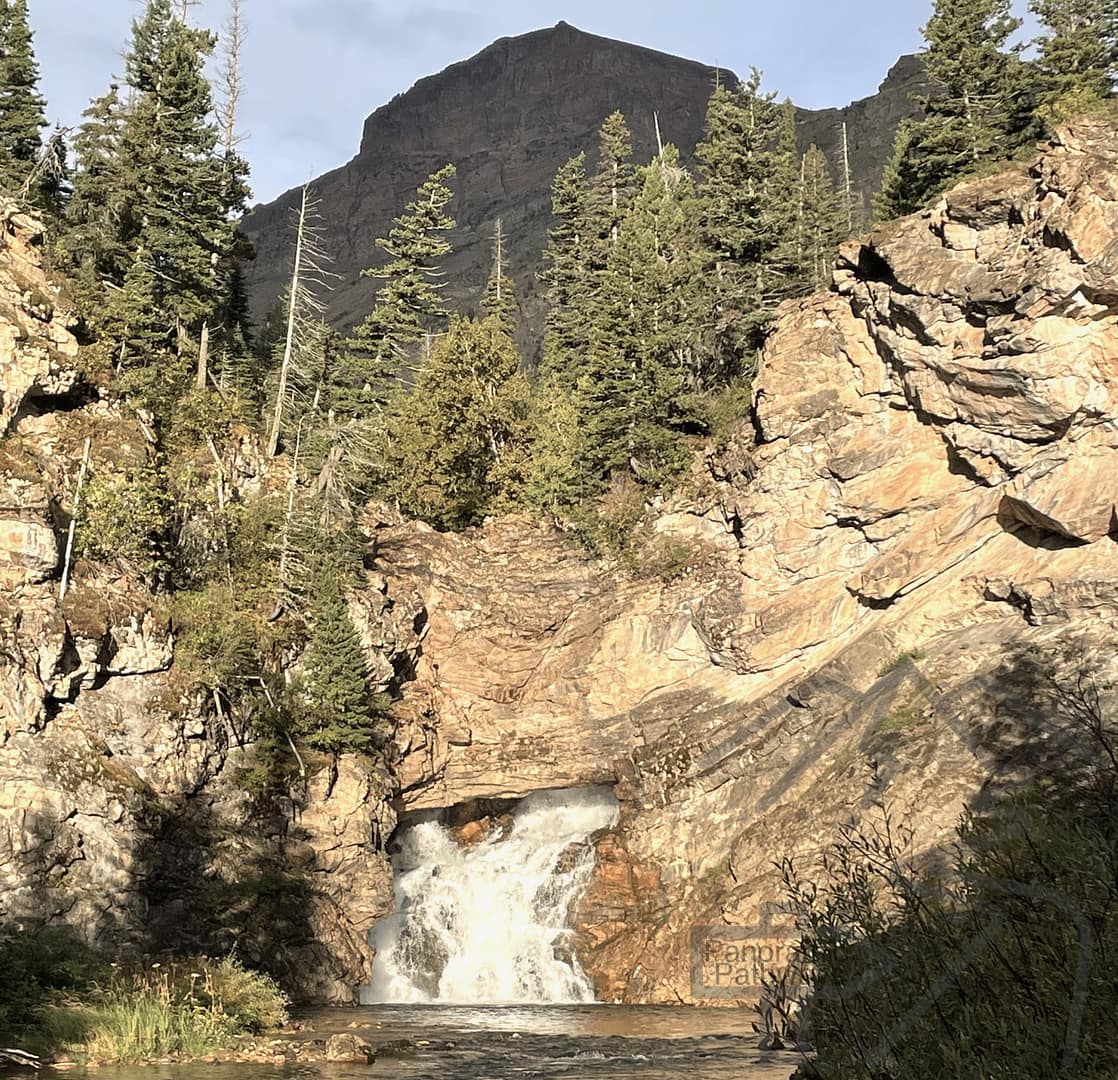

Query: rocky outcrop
<box><xmin>243</xmin><ymin>24</ymin><xmax>925</xmax><ymax>352</ymax></box>
<box><xmin>0</xmin><ymin>205</ymin><xmax>417</xmax><ymax>1003</ymax></box>
<box><xmin>5</xmin><ymin>118</ymin><xmax>1118</xmax><ymax>1009</ymax></box>
<box><xmin>377</xmin><ymin>119</ymin><xmax>1118</xmax><ymax>1002</ymax></box>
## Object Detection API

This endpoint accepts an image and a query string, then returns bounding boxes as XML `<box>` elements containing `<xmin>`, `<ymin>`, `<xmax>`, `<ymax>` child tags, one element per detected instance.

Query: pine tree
<box><xmin>103</xmin><ymin>0</ymin><xmax>231</xmax><ymax>416</ymax></box>
<box><xmin>575</xmin><ymin>146</ymin><xmax>701</xmax><ymax>491</ymax></box>
<box><xmin>0</xmin><ymin>0</ymin><xmax>49</xmax><ymax>204</ymax></box>
<box><xmin>773</xmin><ymin>97</ymin><xmax>810</xmax><ymax>299</ymax></box>
<box><xmin>586</xmin><ymin>111</ymin><xmax>635</xmax><ymax>262</ymax></box>
<box><xmin>538</xmin><ymin>151</ymin><xmax>590</xmax><ymax>386</ymax></box>
<box><xmin>480</xmin><ymin>218</ymin><xmax>516</xmax><ymax>334</ymax></box>
<box><xmin>695</xmin><ymin>70</ymin><xmax>793</xmax><ymax>372</ymax></box>
<box><xmin>800</xmin><ymin>145</ymin><xmax>844</xmax><ymax>289</ymax></box>
<box><xmin>386</xmin><ymin>316</ymin><xmax>531</xmax><ymax>529</ymax></box>
<box><xmin>526</xmin><ymin>376</ymin><xmax>591</xmax><ymax>517</ymax></box>
<box><xmin>884</xmin><ymin>0</ymin><xmax>1032</xmax><ymax>214</ymax></box>
<box><xmin>64</xmin><ymin>84</ymin><xmax>131</xmax><ymax>305</ymax></box>
<box><xmin>875</xmin><ymin>120</ymin><xmax>923</xmax><ymax>221</ymax></box>
<box><xmin>302</xmin><ymin>567</ymin><xmax>384</xmax><ymax>755</ymax></box>
<box><xmin>1030</xmin><ymin>0</ymin><xmax>1115</xmax><ymax>118</ymax></box>
<box><xmin>345</xmin><ymin>163</ymin><xmax>457</xmax><ymax>403</ymax></box>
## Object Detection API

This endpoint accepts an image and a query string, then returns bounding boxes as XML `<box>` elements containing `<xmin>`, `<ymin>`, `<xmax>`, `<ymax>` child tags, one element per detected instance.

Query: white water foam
<box><xmin>365</xmin><ymin>786</ymin><xmax>619</xmax><ymax>1004</ymax></box>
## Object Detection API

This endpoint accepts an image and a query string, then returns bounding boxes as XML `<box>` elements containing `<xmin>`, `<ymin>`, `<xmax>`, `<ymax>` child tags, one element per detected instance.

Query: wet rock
<box><xmin>324</xmin><ymin>1033</ymin><xmax>375</xmax><ymax>1063</ymax></box>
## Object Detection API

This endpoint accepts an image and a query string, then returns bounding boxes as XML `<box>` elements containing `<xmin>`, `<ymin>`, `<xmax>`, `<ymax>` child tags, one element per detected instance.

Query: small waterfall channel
<box><xmin>365</xmin><ymin>786</ymin><xmax>619</xmax><ymax>1004</ymax></box>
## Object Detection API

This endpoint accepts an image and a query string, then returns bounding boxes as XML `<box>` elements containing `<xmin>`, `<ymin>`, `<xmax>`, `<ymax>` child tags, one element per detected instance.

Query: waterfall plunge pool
<box><xmin>365</xmin><ymin>786</ymin><xmax>619</xmax><ymax>1006</ymax></box>
<box><xmin>63</xmin><ymin>1006</ymin><xmax>802</xmax><ymax>1079</ymax></box>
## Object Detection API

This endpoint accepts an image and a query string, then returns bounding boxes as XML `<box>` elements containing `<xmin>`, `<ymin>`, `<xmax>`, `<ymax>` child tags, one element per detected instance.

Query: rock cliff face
<box><xmin>242</xmin><ymin>24</ymin><xmax>928</xmax><ymax>351</ymax></box>
<box><xmin>3</xmin><ymin>119</ymin><xmax>1117</xmax><ymax>1008</ymax></box>
<box><xmin>377</xmin><ymin>119</ymin><xmax>1118</xmax><ymax>1001</ymax></box>
<box><xmin>0</xmin><ymin>205</ymin><xmax>423</xmax><ymax>1003</ymax></box>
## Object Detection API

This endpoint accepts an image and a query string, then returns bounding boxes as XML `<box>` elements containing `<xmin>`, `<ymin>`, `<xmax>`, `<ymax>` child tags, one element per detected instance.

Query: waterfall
<box><xmin>366</xmin><ymin>786</ymin><xmax>619</xmax><ymax>1004</ymax></box>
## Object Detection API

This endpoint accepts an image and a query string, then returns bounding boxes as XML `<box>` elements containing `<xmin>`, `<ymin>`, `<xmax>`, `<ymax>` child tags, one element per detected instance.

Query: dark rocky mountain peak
<box><xmin>243</xmin><ymin>24</ymin><xmax>928</xmax><ymax>350</ymax></box>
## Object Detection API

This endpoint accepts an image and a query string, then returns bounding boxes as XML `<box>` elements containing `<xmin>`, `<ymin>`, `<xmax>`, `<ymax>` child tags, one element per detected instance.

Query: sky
<box><xmin>30</xmin><ymin>0</ymin><xmax>1036</xmax><ymax>207</ymax></box>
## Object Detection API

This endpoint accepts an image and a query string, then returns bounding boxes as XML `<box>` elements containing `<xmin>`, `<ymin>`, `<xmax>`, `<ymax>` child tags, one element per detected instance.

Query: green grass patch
<box><xmin>878</xmin><ymin>698</ymin><xmax>927</xmax><ymax>734</ymax></box>
<box><xmin>0</xmin><ymin>930</ymin><xmax>287</xmax><ymax>1065</ymax></box>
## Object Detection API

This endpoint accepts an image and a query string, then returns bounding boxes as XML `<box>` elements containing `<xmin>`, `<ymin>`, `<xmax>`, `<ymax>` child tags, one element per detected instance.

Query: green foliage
<box><xmin>700</xmin><ymin>376</ymin><xmax>755</xmax><ymax>451</ymax></box>
<box><xmin>480</xmin><ymin>218</ymin><xmax>517</xmax><ymax>333</ymax></box>
<box><xmin>0</xmin><ymin>0</ymin><xmax>49</xmax><ymax>204</ymax></box>
<box><xmin>585</xmin><ymin>111</ymin><xmax>636</xmax><ymax>271</ymax></box>
<box><xmin>171</xmin><ymin>584</ymin><xmax>264</xmax><ymax>699</ymax></box>
<box><xmin>35</xmin><ymin>957</ymin><xmax>287</xmax><ymax>1063</ymax></box>
<box><xmin>878</xmin><ymin>0</ymin><xmax>1039</xmax><ymax>218</ymax></box>
<box><xmin>346</xmin><ymin>163</ymin><xmax>457</xmax><ymax>398</ymax></box>
<box><xmin>300</xmin><ymin>565</ymin><xmax>388</xmax><ymax>755</ymax></box>
<box><xmin>77</xmin><ymin>461</ymin><xmax>172</xmax><ymax>580</ymax></box>
<box><xmin>875</xmin><ymin>120</ymin><xmax>922</xmax><ymax>220</ymax></box>
<box><xmin>1030</xmin><ymin>0</ymin><xmax>1115</xmax><ymax>118</ymax></box>
<box><xmin>385</xmin><ymin>315</ymin><xmax>531</xmax><ymax>529</ymax></box>
<box><xmin>60</xmin><ymin>0</ymin><xmax>249</xmax><ymax>428</ymax></box>
<box><xmin>0</xmin><ymin>926</ymin><xmax>101</xmax><ymax>1044</ymax></box>
<box><xmin>877</xmin><ymin>648</ymin><xmax>927</xmax><ymax>677</ymax></box>
<box><xmin>576</xmin><ymin>147</ymin><xmax>701</xmax><ymax>492</ymax></box>
<box><xmin>695</xmin><ymin>70</ymin><xmax>800</xmax><ymax>369</ymax></box>
<box><xmin>524</xmin><ymin>374</ymin><xmax>592</xmax><ymax>517</ymax></box>
<box><xmin>788</xmin><ymin>667</ymin><xmax>1118</xmax><ymax>1079</ymax></box>
<box><xmin>799</xmin><ymin>145</ymin><xmax>845</xmax><ymax>288</ymax></box>
<box><xmin>538</xmin><ymin>151</ymin><xmax>590</xmax><ymax>387</ymax></box>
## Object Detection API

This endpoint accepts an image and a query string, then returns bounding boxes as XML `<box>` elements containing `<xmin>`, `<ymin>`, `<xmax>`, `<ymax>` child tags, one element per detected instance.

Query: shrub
<box><xmin>36</xmin><ymin>956</ymin><xmax>287</xmax><ymax>1063</ymax></box>
<box><xmin>0</xmin><ymin>926</ymin><xmax>101</xmax><ymax>1044</ymax></box>
<box><xmin>77</xmin><ymin>463</ymin><xmax>171</xmax><ymax>579</ymax></box>
<box><xmin>787</xmin><ymin>666</ymin><xmax>1118</xmax><ymax>1079</ymax></box>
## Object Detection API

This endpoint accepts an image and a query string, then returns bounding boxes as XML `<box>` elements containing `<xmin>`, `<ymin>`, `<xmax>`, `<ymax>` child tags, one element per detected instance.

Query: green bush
<box><xmin>77</xmin><ymin>463</ymin><xmax>171</xmax><ymax>579</ymax></box>
<box><xmin>787</xmin><ymin>668</ymin><xmax>1118</xmax><ymax>1079</ymax></box>
<box><xmin>0</xmin><ymin>926</ymin><xmax>102</xmax><ymax>1044</ymax></box>
<box><xmin>36</xmin><ymin>956</ymin><xmax>287</xmax><ymax>1063</ymax></box>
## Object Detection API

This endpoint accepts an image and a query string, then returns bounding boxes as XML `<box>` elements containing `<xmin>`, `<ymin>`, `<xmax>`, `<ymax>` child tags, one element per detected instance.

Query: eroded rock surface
<box><xmin>380</xmin><ymin>120</ymin><xmax>1118</xmax><ymax>1002</ymax></box>
<box><xmin>4</xmin><ymin>120</ymin><xmax>1118</xmax><ymax>1008</ymax></box>
<box><xmin>0</xmin><ymin>204</ymin><xmax>411</xmax><ymax>1003</ymax></box>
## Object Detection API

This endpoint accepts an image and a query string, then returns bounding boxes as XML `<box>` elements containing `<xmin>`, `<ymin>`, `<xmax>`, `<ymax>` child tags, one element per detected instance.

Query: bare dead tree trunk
<box><xmin>841</xmin><ymin>121</ymin><xmax>854</xmax><ymax>233</ymax></box>
<box><xmin>220</xmin><ymin>0</ymin><xmax>244</xmax><ymax>159</ymax></box>
<box><xmin>196</xmin><ymin>320</ymin><xmax>210</xmax><ymax>390</ymax></box>
<box><xmin>494</xmin><ymin>218</ymin><xmax>505</xmax><ymax>306</ymax></box>
<box><xmin>59</xmin><ymin>437</ymin><xmax>92</xmax><ymax>602</ymax></box>
<box><xmin>267</xmin><ymin>185</ymin><xmax>311</xmax><ymax>456</ymax></box>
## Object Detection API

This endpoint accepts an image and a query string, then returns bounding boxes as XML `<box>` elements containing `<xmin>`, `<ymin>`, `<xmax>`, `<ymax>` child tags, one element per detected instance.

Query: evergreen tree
<box><xmin>574</xmin><ymin>146</ymin><xmax>701</xmax><ymax>491</ymax></box>
<box><xmin>526</xmin><ymin>376</ymin><xmax>591</xmax><ymax>517</ymax></box>
<box><xmin>385</xmin><ymin>316</ymin><xmax>531</xmax><ymax>529</ymax></box>
<box><xmin>480</xmin><ymin>218</ymin><xmax>516</xmax><ymax>334</ymax></box>
<box><xmin>881</xmin><ymin>0</ymin><xmax>1032</xmax><ymax>215</ymax></box>
<box><xmin>800</xmin><ymin>145</ymin><xmax>844</xmax><ymax>289</ymax></box>
<box><xmin>875</xmin><ymin>120</ymin><xmax>922</xmax><ymax>221</ymax></box>
<box><xmin>64</xmin><ymin>84</ymin><xmax>131</xmax><ymax>305</ymax></box>
<box><xmin>586</xmin><ymin>111</ymin><xmax>635</xmax><ymax>263</ymax></box>
<box><xmin>695</xmin><ymin>70</ymin><xmax>793</xmax><ymax>372</ymax></box>
<box><xmin>302</xmin><ymin>566</ymin><xmax>384</xmax><ymax>755</ymax></box>
<box><xmin>103</xmin><ymin>0</ymin><xmax>232</xmax><ymax>416</ymax></box>
<box><xmin>538</xmin><ymin>151</ymin><xmax>590</xmax><ymax>386</ymax></box>
<box><xmin>0</xmin><ymin>0</ymin><xmax>49</xmax><ymax>204</ymax></box>
<box><xmin>1030</xmin><ymin>0</ymin><xmax>1116</xmax><ymax>117</ymax></box>
<box><xmin>345</xmin><ymin>164</ymin><xmax>456</xmax><ymax>403</ymax></box>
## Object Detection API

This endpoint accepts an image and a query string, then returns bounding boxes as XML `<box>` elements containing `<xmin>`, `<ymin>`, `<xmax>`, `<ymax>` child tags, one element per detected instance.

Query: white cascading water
<box><xmin>366</xmin><ymin>786</ymin><xmax>619</xmax><ymax>1004</ymax></box>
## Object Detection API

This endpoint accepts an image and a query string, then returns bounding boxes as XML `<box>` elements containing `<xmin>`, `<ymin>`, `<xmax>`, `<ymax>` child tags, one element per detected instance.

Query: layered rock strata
<box><xmin>379</xmin><ymin>119</ymin><xmax>1118</xmax><ymax>1001</ymax></box>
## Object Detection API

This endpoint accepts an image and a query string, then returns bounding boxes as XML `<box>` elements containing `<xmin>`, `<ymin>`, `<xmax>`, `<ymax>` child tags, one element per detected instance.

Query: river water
<box><xmin>80</xmin><ymin>1005</ymin><xmax>804</xmax><ymax>1079</ymax></box>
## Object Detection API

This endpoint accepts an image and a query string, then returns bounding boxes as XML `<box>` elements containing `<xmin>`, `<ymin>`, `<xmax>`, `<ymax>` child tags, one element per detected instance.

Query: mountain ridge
<box><xmin>242</xmin><ymin>22</ymin><xmax>932</xmax><ymax>350</ymax></box>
